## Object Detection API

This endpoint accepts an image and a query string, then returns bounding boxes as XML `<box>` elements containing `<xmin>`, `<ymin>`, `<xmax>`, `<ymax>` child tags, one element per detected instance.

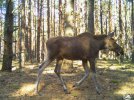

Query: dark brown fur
<box><xmin>46</xmin><ymin>32</ymin><xmax>106</xmax><ymax>60</ymax></box>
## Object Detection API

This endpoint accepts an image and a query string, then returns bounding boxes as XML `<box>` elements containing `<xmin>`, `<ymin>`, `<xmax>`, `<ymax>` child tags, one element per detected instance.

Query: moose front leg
<box><xmin>89</xmin><ymin>59</ymin><xmax>101</xmax><ymax>94</ymax></box>
<box><xmin>73</xmin><ymin>60</ymin><xmax>89</xmax><ymax>87</ymax></box>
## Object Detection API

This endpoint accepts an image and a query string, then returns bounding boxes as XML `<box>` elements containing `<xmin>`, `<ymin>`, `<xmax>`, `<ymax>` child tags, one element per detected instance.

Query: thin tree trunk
<box><xmin>119</xmin><ymin>0</ymin><xmax>123</xmax><ymax>34</ymax></box>
<box><xmin>131</xmin><ymin>0</ymin><xmax>134</xmax><ymax>62</ymax></box>
<box><xmin>109</xmin><ymin>0</ymin><xmax>112</xmax><ymax>32</ymax></box>
<box><xmin>34</xmin><ymin>0</ymin><xmax>37</xmax><ymax>61</ymax></box>
<box><xmin>119</xmin><ymin>0</ymin><xmax>123</xmax><ymax>63</ymax></box>
<box><xmin>47</xmin><ymin>0</ymin><xmax>50</xmax><ymax>38</ymax></box>
<box><xmin>37</xmin><ymin>0</ymin><xmax>43</xmax><ymax>62</ymax></box>
<box><xmin>14</xmin><ymin>19</ymin><xmax>17</xmax><ymax>59</ymax></box>
<box><xmin>18</xmin><ymin>0</ymin><xmax>22</xmax><ymax>69</ymax></box>
<box><xmin>41</xmin><ymin>16</ymin><xmax>45</xmax><ymax>61</ymax></box>
<box><xmin>73</xmin><ymin>0</ymin><xmax>78</xmax><ymax>36</ymax></box>
<box><xmin>124</xmin><ymin>1</ymin><xmax>128</xmax><ymax>60</ymax></box>
<box><xmin>34</xmin><ymin>15</ymin><xmax>37</xmax><ymax>61</ymax></box>
<box><xmin>40</xmin><ymin>0</ymin><xmax>43</xmax><ymax>61</ymax></box>
<box><xmin>59</xmin><ymin>0</ymin><xmax>62</xmax><ymax>36</ymax></box>
<box><xmin>28</xmin><ymin>0</ymin><xmax>32</xmax><ymax>62</ymax></box>
<box><xmin>21</xmin><ymin>0</ymin><xmax>26</xmax><ymax>68</ymax></box>
<box><xmin>37</xmin><ymin>0</ymin><xmax>40</xmax><ymax>62</ymax></box>
<box><xmin>0</xmin><ymin>21</ymin><xmax>2</xmax><ymax>57</ymax></box>
<box><xmin>106</xmin><ymin>17</ymin><xmax>107</xmax><ymax>34</ymax></box>
<box><xmin>87</xmin><ymin>0</ymin><xmax>94</xmax><ymax>34</ymax></box>
<box><xmin>2</xmin><ymin>0</ymin><xmax>14</xmax><ymax>72</ymax></box>
<box><xmin>53</xmin><ymin>0</ymin><xmax>55</xmax><ymax>36</ymax></box>
<box><xmin>25</xmin><ymin>2</ymin><xmax>29</xmax><ymax>62</ymax></box>
<box><xmin>100</xmin><ymin>0</ymin><xmax>103</xmax><ymax>34</ymax></box>
<box><xmin>94</xmin><ymin>0</ymin><xmax>99</xmax><ymax>35</ymax></box>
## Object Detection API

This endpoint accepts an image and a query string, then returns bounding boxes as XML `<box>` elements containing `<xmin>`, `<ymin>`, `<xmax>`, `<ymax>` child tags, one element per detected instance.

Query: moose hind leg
<box><xmin>54</xmin><ymin>59</ymin><xmax>69</xmax><ymax>94</ymax></box>
<box><xmin>35</xmin><ymin>57</ymin><xmax>52</xmax><ymax>94</ymax></box>
<box><xmin>73</xmin><ymin>60</ymin><xmax>89</xmax><ymax>87</ymax></box>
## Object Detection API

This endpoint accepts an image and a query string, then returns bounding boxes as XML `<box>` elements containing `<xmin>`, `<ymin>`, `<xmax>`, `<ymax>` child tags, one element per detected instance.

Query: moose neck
<box><xmin>97</xmin><ymin>39</ymin><xmax>106</xmax><ymax>50</ymax></box>
<box><xmin>93</xmin><ymin>35</ymin><xmax>107</xmax><ymax>50</ymax></box>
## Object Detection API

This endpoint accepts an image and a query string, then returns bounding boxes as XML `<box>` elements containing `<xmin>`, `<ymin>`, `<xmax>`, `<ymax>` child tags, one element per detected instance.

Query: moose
<box><xmin>35</xmin><ymin>32</ymin><xmax>124</xmax><ymax>94</ymax></box>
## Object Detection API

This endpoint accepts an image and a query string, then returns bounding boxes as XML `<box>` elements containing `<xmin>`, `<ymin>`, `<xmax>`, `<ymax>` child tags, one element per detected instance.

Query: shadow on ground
<box><xmin>0</xmin><ymin>60</ymin><xmax>134</xmax><ymax>100</ymax></box>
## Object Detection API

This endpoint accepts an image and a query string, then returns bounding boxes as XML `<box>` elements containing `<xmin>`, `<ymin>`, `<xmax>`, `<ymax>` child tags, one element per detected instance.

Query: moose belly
<box><xmin>58</xmin><ymin>49</ymin><xmax>88</xmax><ymax>60</ymax></box>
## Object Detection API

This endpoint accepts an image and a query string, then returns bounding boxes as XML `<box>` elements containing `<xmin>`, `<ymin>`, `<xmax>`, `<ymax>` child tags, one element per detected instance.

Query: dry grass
<box><xmin>0</xmin><ymin>60</ymin><xmax>134</xmax><ymax>100</ymax></box>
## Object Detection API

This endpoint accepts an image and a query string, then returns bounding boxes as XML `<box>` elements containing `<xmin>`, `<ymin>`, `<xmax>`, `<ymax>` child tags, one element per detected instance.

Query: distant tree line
<box><xmin>0</xmin><ymin>0</ymin><xmax>133</xmax><ymax>72</ymax></box>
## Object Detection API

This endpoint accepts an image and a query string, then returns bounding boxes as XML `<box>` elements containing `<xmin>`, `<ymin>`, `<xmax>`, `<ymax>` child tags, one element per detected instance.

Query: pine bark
<box><xmin>63</xmin><ymin>0</ymin><xmax>74</xmax><ymax>71</ymax></box>
<box><xmin>87</xmin><ymin>0</ymin><xmax>94</xmax><ymax>34</ymax></box>
<box><xmin>28</xmin><ymin>0</ymin><xmax>32</xmax><ymax>62</ymax></box>
<box><xmin>109</xmin><ymin>0</ymin><xmax>112</xmax><ymax>32</ymax></box>
<box><xmin>100</xmin><ymin>0</ymin><xmax>103</xmax><ymax>34</ymax></box>
<box><xmin>64</xmin><ymin>0</ymin><xmax>74</xmax><ymax>36</ymax></box>
<box><xmin>2</xmin><ymin>0</ymin><xmax>14</xmax><ymax>72</ymax></box>
<box><xmin>47</xmin><ymin>0</ymin><xmax>50</xmax><ymax>38</ymax></box>
<box><xmin>118</xmin><ymin>0</ymin><xmax>124</xmax><ymax>62</ymax></box>
<box><xmin>37</xmin><ymin>0</ymin><xmax>40</xmax><ymax>62</ymax></box>
<box><xmin>21</xmin><ymin>0</ymin><xmax>26</xmax><ymax>68</ymax></box>
<box><xmin>59</xmin><ymin>0</ymin><xmax>62</xmax><ymax>36</ymax></box>
<box><xmin>131</xmin><ymin>0</ymin><xmax>134</xmax><ymax>62</ymax></box>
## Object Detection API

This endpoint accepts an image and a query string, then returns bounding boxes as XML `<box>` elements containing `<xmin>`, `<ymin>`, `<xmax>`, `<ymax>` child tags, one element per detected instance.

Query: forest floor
<box><xmin>0</xmin><ymin>59</ymin><xmax>134</xmax><ymax>100</ymax></box>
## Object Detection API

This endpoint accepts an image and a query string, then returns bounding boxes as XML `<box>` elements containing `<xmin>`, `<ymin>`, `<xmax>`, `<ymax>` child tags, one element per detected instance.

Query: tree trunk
<box><xmin>53</xmin><ymin>0</ymin><xmax>55</xmax><ymax>36</ymax></box>
<box><xmin>41</xmin><ymin>16</ymin><xmax>45</xmax><ymax>61</ymax></box>
<box><xmin>0</xmin><ymin>35</ymin><xmax>2</xmax><ymax>59</ymax></box>
<box><xmin>47</xmin><ymin>0</ymin><xmax>50</xmax><ymax>38</ymax></box>
<box><xmin>100</xmin><ymin>0</ymin><xmax>103</xmax><ymax>34</ymax></box>
<box><xmin>34</xmin><ymin>1</ymin><xmax>37</xmax><ymax>61</ymax></box>
<box><xmin>131</xmin><ymin>0</ymin><xmax>134</xmax><ymax>63</ymax></box>
<box><xmin>0</xmin><ymin>22</ymin><xmax>2</xmax><ymax>58</ymax></box>
<box><xmin>124</xmin><ymin>1</ymin><xmax>128</xmax><ymax>60</ymax></box>
<box><xmin>106</xmin><ymin>17</ymin><xmax>107</xmax><ymax>34</ymax></box>
<box><xmin>109</xmin><ymin>0</ymin><xmax>112</xmax><ymax>32</ymax></box>
<box><xmin>64</xmin><ymin>0</ymin><xmax>74</xmax><ymax>36</ymax></box>
<box><xmin>94</xmin><ymin>0</ymin><xmax>99</xmax><ymax>35</ymax></box>
<box><xmin>87</xmin><ymin>0</ymin><xmax>94</xmax><ymax>34</ymax></box>
<box><xmin>34</xmin><ymin>15</ymin><xmax>37</xmax><ymax>61</ymax></box>
<box><xmin>20</xmin><ymin>0</ymin><xmax>26</xmax><ymax>68</ymax></box>
<box><xmin>63</xmin><ymin>0</ymin><xmax>74</xmax><ymax>72</ymax></box>
<box><xmin>2</xmin><ymin>0</ymin><xmax>14</xmax><ymax>72</ymax></box>
<box><xmin>18</xmin><ymin>0</ymin><xmax>22</xmax><ymax>69</ymax></box>
<box><xmin>59</xmin><ymin>0</ymin><xmax>62</xmax><ymax>36</ymax></box>
<box><xmin>119</xmin><ymin>0</ymin><xmax>123</xmax><ymax>38</ymax></box>
<box><xmin>37</xmin><ymin>0</ymin><xmax>40</xmax><ymax>62</ymax></box>
<box><xmin>28</xmin><ymin>0</ymin><xmax>32</xmax><ymax>62</ymax></box>
<box><xmin>119</xmin><ymin>0</ymin><xmax>123</xmax><ymax>63</ymax></box>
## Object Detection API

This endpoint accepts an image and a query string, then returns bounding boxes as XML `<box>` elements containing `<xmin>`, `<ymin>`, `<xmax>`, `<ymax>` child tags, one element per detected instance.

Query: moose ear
<box><xmin>107</xmin><ymin>32</ymin><xmax>114</xmax><ymax>38</ymax></box>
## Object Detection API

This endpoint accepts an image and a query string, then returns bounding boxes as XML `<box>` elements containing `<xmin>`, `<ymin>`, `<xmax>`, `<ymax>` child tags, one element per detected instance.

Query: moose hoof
<box><xmin>64</xmin><ymin>89</ymin><xmax>70</xmax><ymax>94</ymax></box>
<box><xmin>73</xmin><ymin>82</ymin><xmax>79</xmax><ymax>87</ymax></box>
<box><xmin>37</xmin><ymin>92</ymin><xmax>43</xmax><ymax>96</ymax></box>
<box><xmin>96</xmin><ymin>91</ymin><xmax>101</xmax><ymax>95</ymax></box>
<box><xmin>96</xmin><ymin>87</ymin><xmax>101</xmax><ymax>95</ymax></box>
<box><xmin>34</xmin><ymin>89</ymin><xmax>42</xmax><ymax>96</ymax></box>
<box><xmin>35</xmin><ymin>90</ymin><xmax>39</xmax><ymax>95</ymax></box>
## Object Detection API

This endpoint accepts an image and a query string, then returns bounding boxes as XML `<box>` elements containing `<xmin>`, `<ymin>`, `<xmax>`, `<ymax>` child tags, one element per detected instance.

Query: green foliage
<box><xmin>110</xmin><ymin>80</ymin><xmax>120</xmax><ymax>84</ymax></box>
<box><xmin>127</xmin><ymin>0</ymin><xmax>133</xmax><ymax>2</ymax></box>
<box><xmin>0</xmin><ymin>0</ymin><xmax>5</xmax><ymax>7</ymax></box>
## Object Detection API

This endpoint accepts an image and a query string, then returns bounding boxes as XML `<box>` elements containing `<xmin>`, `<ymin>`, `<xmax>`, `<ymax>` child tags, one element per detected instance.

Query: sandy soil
<box><xmin>0</xmin><ymin>60</ymin><xmax>134</xmax><ymax>100</ymax></box>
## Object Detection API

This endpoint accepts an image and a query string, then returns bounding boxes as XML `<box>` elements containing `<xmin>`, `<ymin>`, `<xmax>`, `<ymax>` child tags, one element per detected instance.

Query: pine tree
<box><xmin>2</xmin><ymin>0</ymin><xmax>14</xmax><ymax>72</ymax></box>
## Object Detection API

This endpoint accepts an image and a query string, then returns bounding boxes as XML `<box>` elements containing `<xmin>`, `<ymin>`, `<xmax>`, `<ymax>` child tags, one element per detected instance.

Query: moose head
<box><xmin>104</xmin><ymin>32</ymin><xmax>124</xmax><ymax>56</ymax></box>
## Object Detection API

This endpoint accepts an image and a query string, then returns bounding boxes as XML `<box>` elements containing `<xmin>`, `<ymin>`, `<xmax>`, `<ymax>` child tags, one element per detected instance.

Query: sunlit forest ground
<box><xmin>0</xmin><ymin>59</ymin><xmax>134</xmax><ymax>100</ymax></box>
